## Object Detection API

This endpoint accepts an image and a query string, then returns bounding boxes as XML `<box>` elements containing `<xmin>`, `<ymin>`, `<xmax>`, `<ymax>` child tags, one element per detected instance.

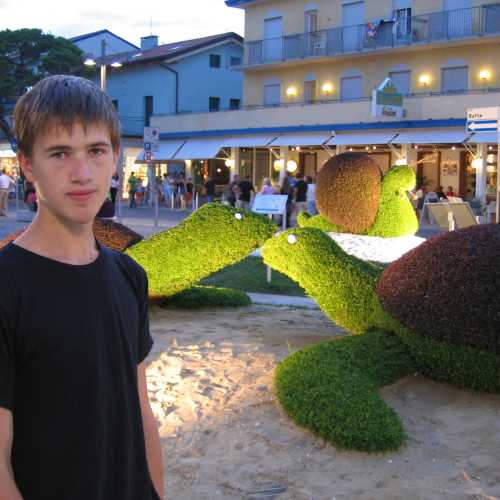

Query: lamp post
<box><xmin>84</xmin><ymin>41</ymin><xmax>124</xmax><ymax>221</ymax></box>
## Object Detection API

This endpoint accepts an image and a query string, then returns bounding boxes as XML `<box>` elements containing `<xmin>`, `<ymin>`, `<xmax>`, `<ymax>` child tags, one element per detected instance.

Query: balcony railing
<box><xmin>245</xmin><ymin>4</ymin><xmax>500</xmax><ymax>65</ymax></box>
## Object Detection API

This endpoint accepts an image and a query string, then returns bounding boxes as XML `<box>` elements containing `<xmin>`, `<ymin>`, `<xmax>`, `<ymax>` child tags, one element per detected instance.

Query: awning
<box><xmin>467</xmin><ymin>131</ymin><xmax>498</xmax><ymax>144</ymax></box>
<box><xmin>326</xmin><ymin>131</ymin><xmax>398</xmax><ymax>146</ymax></box>
<box><xmin>391</xmin><ymin>129</ymin><xmax>469</xmax><ymax>144</ymax></box>
<box><xmin>173</xmin><ymin>137</ymin><xmax>228</xmax><ymax>160</ymax></box>
<box><xmin>224</xmin><ymin>134</ymin><xmax>277</xmax><ymax>148</ymax></box>
<box><xmin>270</xmin><ymin>132</ymin><xmax>333</xmax><ymax>147</ymax></box>
<box><xmin>135</xmin><ymin>140</ymin><xmax>185</xmax><ymax>163</ymax></box>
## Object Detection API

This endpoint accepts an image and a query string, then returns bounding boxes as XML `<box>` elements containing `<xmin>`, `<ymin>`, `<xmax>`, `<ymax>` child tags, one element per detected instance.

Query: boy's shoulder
<box><xmin>101</xmin><ymin>245</ymin><xmax>147</xmax><ymax>286</ymax></box>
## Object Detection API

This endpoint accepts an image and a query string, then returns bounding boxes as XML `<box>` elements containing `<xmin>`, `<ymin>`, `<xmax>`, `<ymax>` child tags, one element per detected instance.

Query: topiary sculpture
<box><xmin>0</xmin><ymin>204</ymin><xmax>276</xmax><ymax>302</ymax></box>
<box><xmin>299</xmin><ymin>153</ymin><xmax>419</xmax><ymax>238</ymax></box>
<box><xmin>261</xmin><ymin>224</ymin><xmax>500</xmax><ymax>452</ymax></box>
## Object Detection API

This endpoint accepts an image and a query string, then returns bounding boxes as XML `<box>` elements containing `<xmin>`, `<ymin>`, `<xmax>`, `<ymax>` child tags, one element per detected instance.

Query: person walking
<box><xmin>0</xmin><ymin>168</ymin><xmax>14</xmax><ymax>216</ymax></box>
<box><xmin>280</xmin><ymin>173</ymin><xmax>295</xmax><ymax>228</ymax></box>
<box><xmin>306</xmin><ymin>175</ymin><xmax>317</xmax><ymax>215</ymax></box>
<box><xmin>127</xmin><ymin>172</ymin><xmax>138</xmax><ymax>208</ymax></box>
<box><xmin>236</xmin><ymin>175</ymin><xmax>255</xmax><ymax>209</ymax></box>
<box><xmin>109</xmin><ymin>173</ymin><xmax>119</xmax><ymax>206</ymax></box>
<box><xmin>293</xmin><ymin>172</ymin><xmax>308</xmax><ymax>221</ymax></box>
<box><xmin>261</xmin><ymin>177</ymin><xmax>275</xmax><ymax>195</ymax></box>
<box><xmin>0</xmin><ymin>75</ymin><xmax>164</xmax><ymax>500</ymax></box>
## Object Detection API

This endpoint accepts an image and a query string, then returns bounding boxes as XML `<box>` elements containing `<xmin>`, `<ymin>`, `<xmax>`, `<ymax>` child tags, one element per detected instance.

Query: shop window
<box><xmin>209</xmin><ymin>54</ymin><xmax>221</xmax><ymax>68</ymax></box>
<box><xmin>230</xmin><ymin>56</ymin><xmax>241</xmax><ymax>66</ymax></box>
<box><xmin>209</xmin><ymin>97</ymin><xmax>220</xmax><ymax>112</ymax></box>
<box><xmin>442</xmin><ymin>66</ymin><xmax>468</xmax><ymax>93</ymax></box>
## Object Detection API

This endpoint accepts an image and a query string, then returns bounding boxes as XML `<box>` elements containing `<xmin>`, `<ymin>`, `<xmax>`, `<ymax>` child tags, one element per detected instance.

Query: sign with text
<box><xmin>143</xmin><ymin>127</ymin><xmax>160</xmax><ymax>152</ymax></box>
<box><xmin>251</xmin><ymin>194</ymin><xmax>288</xmax><ymax>215</ymax></box>
<box><xmin>467</xmin><ymin>107</ymin><xmax>499</xmax><ymax>132</ymax></box>
<box><xmin>371</xmin><ymin>78</ymin><xmax>404</xmax><ymax>119</ymax></box>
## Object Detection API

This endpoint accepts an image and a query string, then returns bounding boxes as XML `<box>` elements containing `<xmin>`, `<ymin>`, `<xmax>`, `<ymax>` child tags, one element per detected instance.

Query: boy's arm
<box><xmin>138</xmin><ymin>363</ymin><xmax>164</xmax><ymax>500</ymax></box>
<box><xmin>0</xmin><ymin>408</ymin><xmax>23</xmax><ymax>500</ymax></box>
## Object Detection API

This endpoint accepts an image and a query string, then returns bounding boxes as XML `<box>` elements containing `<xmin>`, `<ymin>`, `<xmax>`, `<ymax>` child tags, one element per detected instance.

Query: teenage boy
<box><xmin>0</xmin><ymin>76</ymin><xmax>164</xmax><ymax>500</ymax></box>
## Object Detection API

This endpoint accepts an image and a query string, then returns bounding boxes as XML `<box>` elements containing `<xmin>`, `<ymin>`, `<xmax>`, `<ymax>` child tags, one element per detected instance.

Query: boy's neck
<box><xmin>14</xmin><ymin>209</ymin><xmax>99</xmax><ymax>265</ymax></box>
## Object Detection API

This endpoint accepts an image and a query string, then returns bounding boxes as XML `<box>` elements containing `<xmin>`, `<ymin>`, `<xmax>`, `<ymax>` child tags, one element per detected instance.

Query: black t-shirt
<box><xmin>0</xmin><ymin>242</ymin><xmax>159</xmax><ymax>500</ymax></box>
<box><xmin>295</xmin><ymin>180</ymin><xmax>308</xmax><ymax>202</ymax></box>
<box><xmin>238</xmin><ymin>180</ymin><xmax>254</xmax><ymax>202</ymax></box>
<box><xmin>204</xmin><ymin>180</ymin><xmax>216</xmax><ymax>196</ymax></box>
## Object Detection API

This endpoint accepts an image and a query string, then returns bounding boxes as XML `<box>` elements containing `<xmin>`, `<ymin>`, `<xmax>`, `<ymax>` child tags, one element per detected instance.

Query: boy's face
<box><xmin>18</xmin><ymin>121</ymin><xmax>117</xmax><ymax>226</ymax></box>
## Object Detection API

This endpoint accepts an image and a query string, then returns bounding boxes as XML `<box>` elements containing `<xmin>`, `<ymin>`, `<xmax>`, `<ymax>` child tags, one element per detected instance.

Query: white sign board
<box><xmin>251</xmin><ymin>194</ymin><xmax>288</xmax><ymax>215</ymax></box>
<box><xmin>467</xmin><ymin>107</ymin><xmax>499</xmax><ymax>132</ymax></box>
<box><xmin>143</xmin><ymin>127</ymin><xmax>160</xmax><ymax>152</ymax></box>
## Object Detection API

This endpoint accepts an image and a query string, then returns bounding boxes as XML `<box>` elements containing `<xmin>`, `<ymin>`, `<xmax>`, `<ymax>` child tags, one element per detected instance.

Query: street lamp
<box><xmin>83</xmin><ymin>40</ymin><xmax>122</xmax><ymax>91</ymax></box>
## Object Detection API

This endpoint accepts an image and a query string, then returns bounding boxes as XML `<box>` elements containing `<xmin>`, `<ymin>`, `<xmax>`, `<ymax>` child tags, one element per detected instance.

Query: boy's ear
<box><xmin>17</xmin><ymin>151</ymin><xmax>35</xmax><ymax>183</ymax></box>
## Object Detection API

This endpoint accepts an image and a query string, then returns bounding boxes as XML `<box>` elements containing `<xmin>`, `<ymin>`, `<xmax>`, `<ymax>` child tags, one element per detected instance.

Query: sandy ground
<box><xmin>146</xmin><ymin>305</ymin><xmax>500</xmax><ymax>500</ymax></box>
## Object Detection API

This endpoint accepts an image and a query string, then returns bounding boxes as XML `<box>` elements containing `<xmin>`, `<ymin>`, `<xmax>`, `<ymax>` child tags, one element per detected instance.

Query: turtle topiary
<box><xmin>262</xmin><ymin>224</ymin><xmax>500</xmax><ymax>452</ymax></box>
<box><xmin>301</xmin><ymin>155</ymin><xmax>419</xmax><ymax>238</ymax></box>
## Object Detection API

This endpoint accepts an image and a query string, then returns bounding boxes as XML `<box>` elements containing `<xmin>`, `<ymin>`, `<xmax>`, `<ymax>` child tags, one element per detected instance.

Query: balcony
<box><xmin>245</xmin><ymin>4</ymin><xmax>500</xmax><ymax>66</ymax></box>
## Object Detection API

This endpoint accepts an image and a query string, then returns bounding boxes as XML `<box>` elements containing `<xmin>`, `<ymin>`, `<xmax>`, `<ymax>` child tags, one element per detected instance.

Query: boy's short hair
<box><xmin>14</xmin><ymin>75</ymin><xmax>121</xmax><ymax>157</ymax></box>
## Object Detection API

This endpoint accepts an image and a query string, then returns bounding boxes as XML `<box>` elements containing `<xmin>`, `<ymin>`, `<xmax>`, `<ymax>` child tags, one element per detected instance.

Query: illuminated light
<box><xmin>286</xmin><ymin>86</ymin><xmax>297</xmax><ymax>97</ymax></box>
<box><xmin>451</xmin><ymin>146</ymin><xmax>456</xmax><ymax>150</ymax></box>
<box><xmin>471</xmin><ymin>158</ymin><xmax>482</xmax><ymax>169</ymax></box>
<box><xmin>365</xmin><ymin>146</ymin><xmax>369</xmax><ymax>151</ymax></box>
<box><xmin>225</xmin><ymin>159</ymin><xmax>235</xmax><ymax>168</ymax></box>
<box><xmin>296</xmin><ymin>146</ymin><xmax>301</xmax><ymax>151</ymax></box>
<box><xmin>286</xmin><ymin>160</ymin><xmax>298</xmax><ymax>173</ymax></box>
<box><xmin>349</xmin><ymin>147</ymin><xmax>353</xmax><ymax>152</ymax></box>
<box><xmin>111</xmin><ymin>61</ymin><xmax>123</xmax><ymax>68</ymax></box>
<box><xmin>322</xmin><ymin>82</ymin><xmax>333</xmax><ymax>94</ymax></box>
<box><xmin>273</xmin><ymin>159</ymin><xmax>284</xmax><ymax>171</ymax></box>
<box><xmin>234</xmin><ymin>213</ymin><xmax>243</xmax><ymax>220</ymax></box>
<box><xmin>479</xmin><ymin>69</ymin><xmax>491</xmax><ymax>81</ymax></box>
<box><xmin>287</xmin><ymin>234</ymin><xmax>298</xmax><ymax>244</ymax></box>
<box><xmin>84</xmin><ymin>58</ymin><xmax>96</xmax><ymax>66</ymax></box>
<box><xmin>373</xmin><ymin>146</ymin><xmax>377</xmax><ymax>150</ymax></box>
<box><xmin>216</xmin><ymin>168</ymin><xmax>221</xmax><ymax>173</ymax></box>
<box><xmin>489</xmin><ymin>146</ymin><xmax>493</xmax><ymax>150</ymax></box>
<box><xmin>487</xmin><ymin>154</ymin><xmax>496</xmax><ymax>163</ymax></box>
<box><xmin>414</xmin><ymin>145</ymin><xmax>419</xmax><ymax>149</ymax></box>
<box><xmin>395</xmin><ymin>158</ymin><xmax>407</xmax><ymax>166</ymax></box>
<box><xmin>419</xmin><ymin>74</ymin><xmax>431</xmax><ymax>87</ymax></box>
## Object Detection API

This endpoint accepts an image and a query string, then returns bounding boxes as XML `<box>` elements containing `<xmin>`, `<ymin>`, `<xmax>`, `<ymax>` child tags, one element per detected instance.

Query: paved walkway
<box><xmin>247</xmin><ymin>292</ymin><xmax>318</xmax><ymax>309</ymax></box>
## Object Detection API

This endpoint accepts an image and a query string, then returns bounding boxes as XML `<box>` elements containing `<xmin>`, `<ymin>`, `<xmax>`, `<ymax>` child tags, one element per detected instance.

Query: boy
<box><xmin>0</xmin><ymin>76</ymin><xmax>164</xmax><ymax>499</ymax></box>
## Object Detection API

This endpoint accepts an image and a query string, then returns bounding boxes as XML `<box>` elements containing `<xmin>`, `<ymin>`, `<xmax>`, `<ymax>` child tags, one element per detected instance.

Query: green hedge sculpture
<box><xmin>262</xmin><ymin>224</ymin><xmax>500</xmax><ymax>452</ymax></box>
<box><xmin>126</xmin><ymin>203</ymin><xmax>276</xmax><ymax>298</ymax></box>
<box><xmin>300</xmin><ymin>163</ymin><xmax>419</xmax><ymax>237</ymax></box>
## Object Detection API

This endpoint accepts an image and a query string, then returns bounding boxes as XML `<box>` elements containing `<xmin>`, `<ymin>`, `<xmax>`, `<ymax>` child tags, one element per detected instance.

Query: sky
<box><xmin>0</xmin><ymin>0</ymin><xmax>245</xmax><ymax>46</ymax></box>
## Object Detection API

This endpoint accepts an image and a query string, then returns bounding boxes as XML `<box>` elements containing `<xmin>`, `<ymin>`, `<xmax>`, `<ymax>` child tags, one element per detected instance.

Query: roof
<box><xmin>69</xmin><ymin>29</ymin><xmax>139</xmax><ymax>49</ymax></box>
<box><xmin>225</xmin><ymin>0</ymin><xmax>263</xmax><ymax>7</ymax></box>
<box><xmin>106</xmin><ymin>32</ymin><xmax>243</xmax><ymax>66</ymax></box>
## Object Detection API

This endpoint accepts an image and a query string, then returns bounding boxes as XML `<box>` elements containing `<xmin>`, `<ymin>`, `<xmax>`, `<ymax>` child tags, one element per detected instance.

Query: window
<box><xmin>230</xmin><ymin>56</ymin><xmax>242</xmax><ymax>66</ymax></box>
<box><xmin>229</xmin><ymin>98</ymin><xmax>241</xmax><ymax>110</ymax></box>
<box><xmin>144</xmin><ymin>95</ymin><xmax>153</xmax><ymax>126</ymax></box>
<box><xmin>389</xmin><ymin>70</ymin><xmax>411</xmax><ymax>95</ymax></box>
<box><xmin>340</xmin><ymin>76</ymin><xmax>363</xmax><ymax>100</ymax></box>
<box><xmin>111</xmin><ymin>99</ymin><xmax>119</xmax><ymax>110</ymax></box>
<box><xmin>263</xmin><ymin>84</ymin><xmax>281</xmax><ymax>106</ymax></box>
<box><xmin>442</xmin><ymin>66</ymin><xmax>468</xmax><ymax>93</ymax></box>
<box><xmin>209</xmin><ymin>54</ymin><xmax>221</xmax><ymax>68</ymax></box>
<box><xmin>304</xmin><ymin>80</ymin><xmax>317</xmax><ymax>103</ymax></box>
<box><xmin>209</xmin><ymin>96</ymin><xmax>220</xmax><ymax>112</ymax></box>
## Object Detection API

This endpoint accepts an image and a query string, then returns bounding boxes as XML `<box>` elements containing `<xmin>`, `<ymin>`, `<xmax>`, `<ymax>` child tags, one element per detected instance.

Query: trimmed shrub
<box><xmin>275</xmin><ymin>329</ymin><xmax>416</xmax><ymax>452</ymax></box>
<box><xmin>161</xmin><ymin>285</ymin><xmax>251</xmax><ymax>309</ymax></box>
<box><xmin>93</xmin><ymin>218</ymin><xmax>143</xmax><ymax>252</ymax></box>
<box><xmin>395</xmin><ymin>326</ymin><xmax>500</xmax><ymax>394</ymax></box>
<box><xmin>297</xmin><ymin>212</ymin><xmax>343</xmax><ymax>232</ymax></box>
<box><xmin>316</xmin><ymin>153</ymin><xmax>381</xmax><ymax>234</ymax></box>
<box><xmin>366</xmin><ymin>165</ymin><xmax>418</xmax><ymax>237</ymax></box>
<box><xmin>377</xmin><ymin>224</ymin><xmax>500</xmax><ymax>354</ymax></box>
<box><xmin>261</xmin><ymin>228</ymin><xmax>392</xmax><ymax>334</ymax></box>
<box><xmin>0</xmin><ymin>219</ymin><xmax>143</xmax><ymax>253</ymax></box>
<box><xmin>126</xmin><ymin>203</ymin><xmax>276</xmax><ymax>298</ymax></box>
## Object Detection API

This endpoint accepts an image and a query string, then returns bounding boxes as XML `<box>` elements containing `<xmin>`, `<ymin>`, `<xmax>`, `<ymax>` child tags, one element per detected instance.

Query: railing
<box><xmin>245</xmin><ymin>4</ymin><xmax>500</xmax><ymax>65</ymax></box>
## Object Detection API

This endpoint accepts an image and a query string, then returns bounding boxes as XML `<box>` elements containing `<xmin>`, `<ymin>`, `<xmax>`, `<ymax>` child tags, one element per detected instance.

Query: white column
<box><xmin>475</xmin><ymin>143</ymin><xmax>488</xmax><ymax>202</ymax></box>
<box><xmin>401</xmin><ymin>143</ymin><xmax>410</xmax><ymax>164</ymax></box>
<box><xmin>279</xmin><ymin>146</ymin><xmax>289</xmax><ymax>182</ymax></box>
<box><xmin>185</xmin><ymin>160</ymin><xmax>193</xmax><ymax>180</ymax></box>
<box><xmin>231</xmin><ymin>147</ymin><xmax>240</xmax><ymax>181</ymax></box>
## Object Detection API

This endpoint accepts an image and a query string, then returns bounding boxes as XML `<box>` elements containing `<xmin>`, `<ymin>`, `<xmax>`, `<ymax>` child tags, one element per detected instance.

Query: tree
<box><xmin>0</xmin><ymin>28</ymin><xmax>87</xmax><ymax>143</ymax></box>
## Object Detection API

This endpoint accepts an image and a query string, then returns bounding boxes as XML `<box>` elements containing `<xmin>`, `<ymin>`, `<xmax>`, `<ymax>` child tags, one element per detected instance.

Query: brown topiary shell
<box><xmin>376</xmin><ymin>224</ymin><xmax>500</xmax><ymax>354</ymax></box>
<box><xmin>0</xmin><ymin>219</ymin><xmax>142</xmax><ymax>253</ymax></box>
<box><xmin>316</xmin><ymin>153</ymin><xmax>381</xmax><ymax>233</ymax></box>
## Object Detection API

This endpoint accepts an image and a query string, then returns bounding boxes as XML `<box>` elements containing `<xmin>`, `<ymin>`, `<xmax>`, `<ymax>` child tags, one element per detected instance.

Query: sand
<box><xmin>145</xmin><ymin>305</ymin><xmax>500</xmax><ymax>500</ymax></box>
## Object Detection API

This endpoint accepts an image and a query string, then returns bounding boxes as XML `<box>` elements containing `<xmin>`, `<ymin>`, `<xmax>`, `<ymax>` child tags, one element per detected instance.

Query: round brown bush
<box><xmin>376</xmin><ymin>224</ymin><xmax>500</xmax><ymax>354</ymax></box>
<box><xmin>316</xmin><ymin>153</ymin><xmax>381</xmax><ymax>233</ymax></box>
<box><xmin>0</xmin><ymin>219</ymin><xmax>142</xmax><ymax>253</ymax></box>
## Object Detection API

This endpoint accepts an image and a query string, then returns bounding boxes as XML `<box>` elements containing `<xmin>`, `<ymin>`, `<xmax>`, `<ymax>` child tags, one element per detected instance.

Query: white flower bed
<box><xmin>327</xmin><ymin>232</ymin><xmax>425</xmax><ymax>263</ymax></box>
